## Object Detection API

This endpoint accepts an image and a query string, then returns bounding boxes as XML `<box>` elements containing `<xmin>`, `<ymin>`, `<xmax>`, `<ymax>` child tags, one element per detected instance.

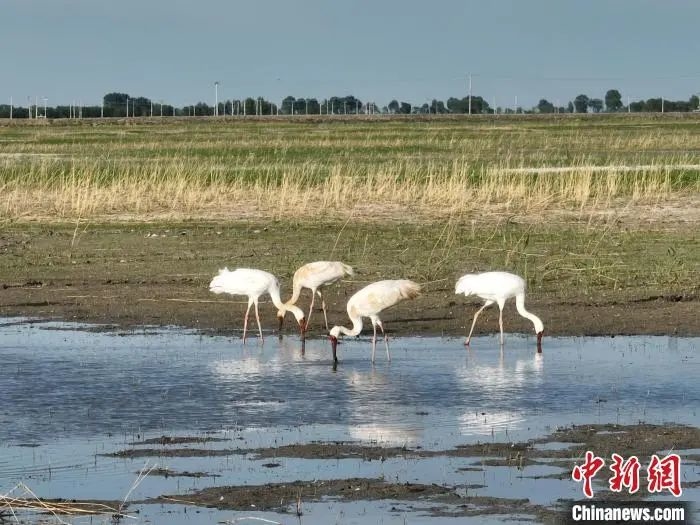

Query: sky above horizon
<box><xmin>3</xmin><ymin>0</ymin><xmax>700</xmax><ymax>110</ymax></box>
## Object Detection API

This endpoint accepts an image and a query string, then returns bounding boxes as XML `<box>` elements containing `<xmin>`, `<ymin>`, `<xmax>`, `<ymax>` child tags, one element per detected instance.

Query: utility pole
<box><xmin>9</xmin><ymin>96</ymin><xmax>12</xmax><ymax>120</ymax></box>
<box><xmin>514</xmin><ymin>96</ymin><xmax>518</xmax><ymax>114</ymax></box>
<box><xmin>468</xmin><ymin>73</ymin><xmax>472</xmax><ymax>115</ymax></box>
<box><xmin>661</xmin><ymin>97</ymin><xmax>664</xmax><ymax>113</ymax></box>
<box><xmin>214</xmin><ymin>81</ymin><xmax>219</xmax><ymax>116</ymax></box>
<box><xmin>126</xmin><ymin>97</ymin><xmax>129</xmax><ymax>117</ymax></box>
<box><xmin>43</xmin><ymin>97</ymin><xmax>47</xmax><ymax>118</ymax></box>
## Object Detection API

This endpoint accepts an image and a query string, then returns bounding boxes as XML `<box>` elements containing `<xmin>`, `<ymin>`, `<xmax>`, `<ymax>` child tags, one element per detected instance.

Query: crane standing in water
<box><xmin>329</xmin><ymin>279</ymin><xmax>421</xmax><ymax>363</ymax></box>
<box><xmin>278</xmin><ymin>261</ymin><xmax>354</xmax><ymax>333</ymax></box>
<box><xmin>209</xmin><ymin>268</ymin><xmax>306</xmax><ymax>343</ymax></box>
<box><xmin>455</xmin><ymin>271</ymin><xmax>543</xmax><ymax>352</ymax></box>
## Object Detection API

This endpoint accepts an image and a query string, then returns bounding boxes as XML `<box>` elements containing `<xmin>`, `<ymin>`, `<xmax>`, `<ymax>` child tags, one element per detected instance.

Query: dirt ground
<box><xmin>8</xmin><ymin>424</ymin><xmax>696</xmax><ymax>522</ymax></box>
<box><xmin>1</xmin><ymin>222</ymin><xmax>699</xmax><ymax>341</ymax></box>
<box><xmin>111</xmin><ymin>423</ymin><xmax>699</xmax><ymax>520</ymax></box>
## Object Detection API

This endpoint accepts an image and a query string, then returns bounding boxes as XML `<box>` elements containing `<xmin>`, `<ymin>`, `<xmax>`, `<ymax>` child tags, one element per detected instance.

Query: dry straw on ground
<box><xmin>1</xmin><ymin>116</ymin><xmax>699</xmax><ymax>223</ymax></box>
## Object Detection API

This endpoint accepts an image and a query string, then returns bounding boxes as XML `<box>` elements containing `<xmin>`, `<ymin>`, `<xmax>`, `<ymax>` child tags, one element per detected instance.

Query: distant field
<box><xmin>1</xmin><ymin>114</ymin><xmax>699</xmax><ymax>223</ymax></box>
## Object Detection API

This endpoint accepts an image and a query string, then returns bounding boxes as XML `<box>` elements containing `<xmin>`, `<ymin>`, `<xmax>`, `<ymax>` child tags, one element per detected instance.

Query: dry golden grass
<box><xmin>1</xmin><ymin>115</ymin><xmax>699</xmax><ymax>223</ymax></box>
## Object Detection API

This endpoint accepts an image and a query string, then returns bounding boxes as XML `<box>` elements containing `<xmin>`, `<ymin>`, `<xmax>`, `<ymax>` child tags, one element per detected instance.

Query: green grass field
<box><xmin>1</xmin><ymin>114</ymin><xmax>699</xmax><ymax>221</ymax></box>
<box><xmin>0</xmin><ymin>115</ymin><xmax>698</xmax><ymax>332</ymax></box>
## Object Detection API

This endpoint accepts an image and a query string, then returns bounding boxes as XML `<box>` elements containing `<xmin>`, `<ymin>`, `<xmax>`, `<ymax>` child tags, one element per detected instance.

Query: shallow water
<box><xmin>1</xmin><ymin>318</ymin><xmax>698</xmax><ymax>523</ymax></box>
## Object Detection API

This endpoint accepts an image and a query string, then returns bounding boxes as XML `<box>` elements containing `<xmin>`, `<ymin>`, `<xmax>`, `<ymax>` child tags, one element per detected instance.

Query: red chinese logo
<box><xmin>572</xmin><ymin>451</ymin><xmax>606</xmax><ymax>498</ymax></box>
<box><xmin>572</xmin><ymin>451</ymin><xmax>683</xmax><ymax>498</ymax></box>
<box><xmin>647</xmin><ymin>453</ymin><xmax>682</xmax><ymax>497</ymax></box>
<box><xmin>609</xmin><ymin>453</ymin><xmax>641</xmax><ymax>494</ymax></box>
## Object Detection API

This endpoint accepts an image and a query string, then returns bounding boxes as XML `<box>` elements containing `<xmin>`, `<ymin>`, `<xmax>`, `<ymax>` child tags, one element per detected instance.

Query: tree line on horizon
<box><xmin>1</xmin><ymin>90</ymin><xmax>699</xmax><ymax>118</ymax></box>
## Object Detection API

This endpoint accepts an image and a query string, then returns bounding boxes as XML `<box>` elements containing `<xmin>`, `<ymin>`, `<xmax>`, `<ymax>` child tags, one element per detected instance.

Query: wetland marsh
<box><xmin>1</xmin><ymin>114</ymin><xmax>699</xmax><ymax>523</ymax></box>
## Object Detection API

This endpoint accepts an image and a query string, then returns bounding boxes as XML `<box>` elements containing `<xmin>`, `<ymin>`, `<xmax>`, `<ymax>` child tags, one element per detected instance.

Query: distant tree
<box><xmin>573</xmin><ymin>94</ymin><xmax>589</xmax><ymax>113</ymax></box>
<box><xmin>306</xmin><ymin>98</ymin><xmax>320</xmax><ymax>114</ymax></box>
<box><xmin>588</xmin><ymin>98</ymin><xmax>604</xmax><ymax>113</ymax></box>
<box><xmin>194</xmin><ymin>102</ymin><xmax>212</xmax><ymax>116</ymax></box>
<box><xmin>446</xmin><ymin>95</ymin><xmax>491</xmax><ymax>114</ymax></box>
<box><xmin>103</xmin><ymin>92</ymin><xmax>130</xmax><ymax>116</ymax></box>
<box><xmin>446</xmin><ymin>97</ymin><xmax>464</xmax><ymax>113</ymax></box>
<box><xmin>537</xmin><ymin>99</ymin><xmax>555</xmax><ymax>113</ymax></box>
<box><xmin>243</xmin><ymin>97</ymin><xmax>256</xmax><ymax>115</ymax></box>
<box><xmin>281</xmin><ymin>96</ymin><xmax>295</xmax><ymax>115</ymax></box>
<box><xmin>629</xmin><ymin>100</ymin><xmax>645</xmax><ymax>112</ymax></box>
<box><xmin>399</xmin><ymin>102</ymin><xmax>412</xmax><ymax>114</ymax></box>
<box><xmin>567</xmin><ymin>101</ymin><xmax>574</xmax><ymax>113</ymax></box>
<box><xmin>645</xmin><ymin>98</ymin><xmax>663</xmax><ymax>112</ymax></box>
<box><xmin>430</xmin><ymin>99</ymin><xmax>448</xmax><ymax>113</ymax></box>
<box><xmin>690</xmin><ymin>95</ymin><xmax>700</xmax><ymax>111</ymax></box>
<box><xmin>388</xmin><ymin>100</ymin><xmax>400</xmax><ymax>114</ymax></box>
<box><xmin>129</xmin><ymin>97</ymin><xmax>152</xmax><ymax>117</ymax></box>
<box><xmin>605</xmin><ymin>89</ymin><xmax>623</xmax><ymax>112</ymax></box>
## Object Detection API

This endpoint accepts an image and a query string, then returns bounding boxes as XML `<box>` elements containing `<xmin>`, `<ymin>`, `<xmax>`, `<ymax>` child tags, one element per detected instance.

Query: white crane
<box><xmin>209</xmin><ymin>268</ymin><xmax>306</xmax><ymax>343</ymax></box>
<box><xmin>329</xmin><ymin>279</ymin><xmax>421</xmax><ymax>363</ymax></box>
<box><xmin>455</xmin><ymin>271</ymin><xmax>543</xmax><ymax>352</ymax></box>
<box><xmin>278</xmin><ymin>261</ymin><xmax>354</xmax><ymax>332</ymax></box>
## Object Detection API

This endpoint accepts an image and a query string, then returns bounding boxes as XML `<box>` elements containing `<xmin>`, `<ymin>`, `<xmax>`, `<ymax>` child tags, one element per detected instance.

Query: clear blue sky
<box><xmin>3</xmin><ymin>0</ymin><xmax>700</xmax><ymax>109</ymax></box>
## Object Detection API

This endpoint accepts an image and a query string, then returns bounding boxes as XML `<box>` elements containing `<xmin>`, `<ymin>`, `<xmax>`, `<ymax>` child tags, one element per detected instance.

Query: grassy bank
<box><xmin>1</xmin><ymin>219</ymin><xmax>698</xmax><ymax>311</ymax></box>
<box><xmin>1</xmin><ymin>114</ymin><xmax>699</xmax><ymax>222</ymax></box>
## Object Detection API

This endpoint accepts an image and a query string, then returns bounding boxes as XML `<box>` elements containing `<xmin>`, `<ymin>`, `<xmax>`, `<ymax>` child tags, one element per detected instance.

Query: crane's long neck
<box><xmin>337</xmin><ymin>311</ymin><xmax>363</xmax><ymax>337</ymax></box>
<box><xmin>515</xmin><ymin>293</ymin><xmax>544</xmax><ymax>334</ymax></box>
<box><xmin>283</xmin><ymin>278</ymin><xmax>303</xmax><ymax>307</ymax></box>
<box><xmin>271</xmin><ymin>280</ymin><xmax>305</xmax><ymax>328</ymax></box>
<box><xmin>269</xmin><ymin>281</ymin><xmax>287</xmax><ymax>312</ymax></box>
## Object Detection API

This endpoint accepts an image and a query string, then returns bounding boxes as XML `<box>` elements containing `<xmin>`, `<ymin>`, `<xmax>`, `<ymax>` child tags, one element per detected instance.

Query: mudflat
<box><xmin>1</xmin><ymin>220</ymin><xmax>698</xmax><ymax>339</ymax></box>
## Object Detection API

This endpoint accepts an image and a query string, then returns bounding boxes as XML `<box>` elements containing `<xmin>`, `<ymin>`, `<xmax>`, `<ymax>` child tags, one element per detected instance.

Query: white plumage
<box><xmin>329</xmin><ymin>279</ymin><xmax>421</xmax><ymax>363</ymax></box>
<box><xmin>455</xmin><ymin>271</ymin><xmax>543</xmax><ymax>351</ymax></box>
<box><xmin>278</xmin><ymin>261</ymin><xmax>354</xmax><ymax>332</ymax></box>
<box><xmin>209</xmin><ymin>267</ymin><xmax>306</xmax><ymax>343</ymax></box>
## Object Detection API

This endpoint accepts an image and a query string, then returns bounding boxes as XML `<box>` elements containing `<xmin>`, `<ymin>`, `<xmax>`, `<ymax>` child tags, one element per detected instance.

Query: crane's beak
<box><xmin>536</xmin><ymin>331</ymin><xmax>543</xmax><ymax>353</ymax></box>
<box><xmin>329</xmin><ymin>335</ymin><xmax>338</xmax><ymax>363</ymax></box>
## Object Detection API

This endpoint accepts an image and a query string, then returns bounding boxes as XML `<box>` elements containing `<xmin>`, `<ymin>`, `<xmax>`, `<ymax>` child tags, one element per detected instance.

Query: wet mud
<box><xmin>147</xmin><ymin>477</ymin><xmax>454</xmax><ymax>512</ymax></box>
<box><xmin>1</xmin><ymin>224</ymin><xmax>699</xmax><ymax>340</ymax></box>
<box><xmin>107</xmin><ymin>423</ymin><xmax>700</xmax><ymax>464</ymax></box>
<box><xmin>100</xmin><ymin>423</ymin><xmax>699</xmax><ymax>518</ymax></box>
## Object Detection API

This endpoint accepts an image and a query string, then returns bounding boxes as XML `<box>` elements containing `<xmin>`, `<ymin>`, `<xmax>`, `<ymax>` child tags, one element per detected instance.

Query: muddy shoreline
<box><xmin>2</xmin><ymin>222</ymin><xmax>699</xmax><ymax>340</ymax></box>
<box><xmin>13</xmin><ymin>423</ymin><xmax>698</xmax><ymax>522</ymax></box>
<box><xmin>1</xmin><ymin>280</ymin><xmax>698</xmax><ymax>341</ymax></box>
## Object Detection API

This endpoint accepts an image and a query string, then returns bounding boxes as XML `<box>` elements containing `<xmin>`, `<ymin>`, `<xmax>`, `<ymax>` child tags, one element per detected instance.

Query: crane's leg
<box><xmin>497</xmin><ymin>299</ymin><xmax>506</xmax><ymax>346</ymax></box>
<box><xmin>371</xmin><ymin>321</ymin><xmax>377</xmax><ymax>363</ymax></box>
<box><xmin>319</xmin><ymin>291</ymin><xmax>329</xmax><ymax>331</ymax></box>
<box><xmin>466</xmin><ymin>300</ymin><xmax>495</xmax><ymax>346</ymax></box>
<box><xmin>243</xmin><ymin>299</ymin><xmax>253</xmax><ymax>344</ymax></box>
<box><xmin>254</xmin><ymin>299</ymin><xmax>264</xmax><ymax>343</ymax></box>
<box><xmin>306</xmin><ymin>289</ymin><xmax>316</xmax><ymax>332</ymax></box>
<box><xmin>377</xmin><ymin>320</ymin><xmax>390</xmax><ymax>361</ymax></box>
